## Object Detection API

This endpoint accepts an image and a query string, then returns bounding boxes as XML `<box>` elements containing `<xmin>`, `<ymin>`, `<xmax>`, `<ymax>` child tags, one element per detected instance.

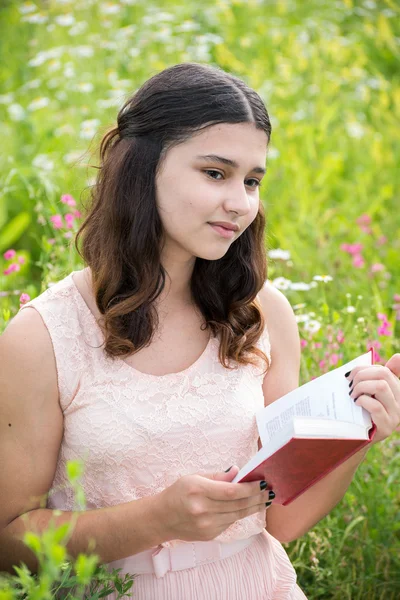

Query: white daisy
<box><xmin>313</xmin><ymin>275</ymin><xmax>333</xmax><ymax>282</ymax></box>
<box><xmin>271</xmin><ymin>277</ymin><xmax>292</xmax><ymax>291</ymax></box>
<box><xmin>290</xmin><ymin>282</ymin><xmax>312</xmax><ymax>291</ymax></box>
<box><xmin>303</xmin><ymin>319</ymin><xmax>321</xmax><ymax>334</ymax></box>
<box><xmin>27</xmin><ymin>97</ymin><xmax>50</xmax><ymax>111</ymax></box>
<box><xmin>268</xmin><ymin>248</ymin><xmax>291</xmax><ymax>260</ymax></box>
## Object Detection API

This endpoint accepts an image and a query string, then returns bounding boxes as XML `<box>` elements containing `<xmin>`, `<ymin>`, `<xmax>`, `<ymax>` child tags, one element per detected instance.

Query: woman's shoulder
<box><xmin>257</xmin><ymin>280</ymin><xmax>300</xmax><ymax>361</ymax></box>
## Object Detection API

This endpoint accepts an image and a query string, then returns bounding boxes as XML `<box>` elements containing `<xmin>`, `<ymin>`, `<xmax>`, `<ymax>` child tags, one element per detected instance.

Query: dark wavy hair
<box><xmin>74</xmin><ymin>62</ymin><xmax>272</xmax><ymax>375</ymax></box>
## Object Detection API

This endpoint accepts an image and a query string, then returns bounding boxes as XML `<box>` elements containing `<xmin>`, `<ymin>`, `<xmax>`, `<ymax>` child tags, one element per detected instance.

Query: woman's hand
<box><xmin>348</xmin><ymin>353</ymin><xmax>400</xmax><ymax>444</ymax></box>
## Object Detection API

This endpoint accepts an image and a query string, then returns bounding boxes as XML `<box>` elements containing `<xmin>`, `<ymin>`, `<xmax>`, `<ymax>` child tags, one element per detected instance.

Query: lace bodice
<box><xmin>19</xmin><ymin>270</ymin><xmax>272</xmax><ymax>544</ymax></box>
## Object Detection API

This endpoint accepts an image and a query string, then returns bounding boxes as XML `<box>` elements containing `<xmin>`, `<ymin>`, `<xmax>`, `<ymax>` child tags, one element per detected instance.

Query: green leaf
<box><xmin>0</xmin><ymin>212</ymin><xmax>31</xmax><ymax>252</ymax></box>
<box><xmin>66</xmin><ymin>459</ymin><xmax>84</xmax><ymax>483</ymax></box>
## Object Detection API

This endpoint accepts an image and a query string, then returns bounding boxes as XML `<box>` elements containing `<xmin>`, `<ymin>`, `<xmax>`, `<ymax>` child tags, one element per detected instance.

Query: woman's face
<box><xmin>155</xmin><ymin>122</ymin><xmax>268</xmax><ymax>262</ymax></box>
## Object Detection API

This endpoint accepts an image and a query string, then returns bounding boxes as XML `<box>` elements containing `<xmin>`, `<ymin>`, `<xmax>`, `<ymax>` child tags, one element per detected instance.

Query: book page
<box><xmin>257</xmin><ymin>350</ymin><xmax>373</xmax><ymax>446</ymax></box>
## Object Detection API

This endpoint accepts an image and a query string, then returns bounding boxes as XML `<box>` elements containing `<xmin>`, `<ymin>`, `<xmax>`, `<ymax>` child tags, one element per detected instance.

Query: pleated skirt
<box><xmin>105</xmin><ymin>530</ymin><xmax>308</xmax><ymax>600</ymax></box>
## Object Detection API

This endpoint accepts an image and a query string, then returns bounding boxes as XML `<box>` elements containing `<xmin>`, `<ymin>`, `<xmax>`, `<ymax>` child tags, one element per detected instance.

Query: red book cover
<box><xmin>236</xmin><ymin>422</ymin><xmax>376</xmax><ymax>505</ymax></box>
<box><xmin>235</xmin><ymin>348</ymin><xmax>377</xmax><ymax>505</ymax></box>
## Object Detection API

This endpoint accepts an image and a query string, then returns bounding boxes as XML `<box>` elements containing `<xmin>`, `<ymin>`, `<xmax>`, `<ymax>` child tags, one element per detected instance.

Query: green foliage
<box><xmin>1</xmin><ymin>0</ymin><xmax>399</xmax><ymax>598</ymax></box>
<box><xmin>0</xmin><ymin>460</ymin><xmax>135</xmax><ymax>599</ymax></box>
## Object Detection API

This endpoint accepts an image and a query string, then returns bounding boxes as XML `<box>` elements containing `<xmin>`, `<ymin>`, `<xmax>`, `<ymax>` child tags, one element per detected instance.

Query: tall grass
<box><xmin>1</xmin><ymin>0</ymin><xmax>399</xmax><ymax>597</ymax></box>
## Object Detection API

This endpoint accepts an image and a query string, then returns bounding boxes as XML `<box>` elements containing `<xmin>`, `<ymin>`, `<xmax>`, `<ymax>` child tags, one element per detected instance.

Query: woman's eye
<box><xmin>204</xmin><ymin>170</ymin><xmax>262</xmax><ymax>188</ymax></box>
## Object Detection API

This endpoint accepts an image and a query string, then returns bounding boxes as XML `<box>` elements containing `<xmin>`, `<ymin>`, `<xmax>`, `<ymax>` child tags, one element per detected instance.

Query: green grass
<box><xmin>1</xmin><ymin>0</ymin><xmax>399</xmax><ymax>597</ymax></box>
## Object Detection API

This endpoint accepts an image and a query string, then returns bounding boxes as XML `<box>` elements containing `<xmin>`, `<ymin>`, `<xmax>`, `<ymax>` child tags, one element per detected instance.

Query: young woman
<box><xmin>1</xmin><ymin>63</ymin><xmax>399</xmax><ymax>599</ymax></box>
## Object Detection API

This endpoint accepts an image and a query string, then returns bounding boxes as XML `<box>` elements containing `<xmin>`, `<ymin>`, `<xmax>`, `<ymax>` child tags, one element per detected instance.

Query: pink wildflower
<box><xmin>356</xmin><ymin>214</ymin><xmax>372</xmax><ymax>234</ymax></box>
<box><xmin>319</xmin><ymin>360</ymin><xmax>326</xmax><ymax>369</ymax></box>
<box><xmin>340</xmin><ymin>243</ymin><xmax>363</xmax><ymax>256</ymax></box>
<box><xmin>353</xmin><ymin>254</ymin><xmax>365</xmax><ymax>268</ymax></box>
<box><xmin>300</xmin><ymin>339</ymin><xmax>308</xmax><ymax>348</ymax></box>
<box><xmin>61</xmin><ymin>194</ymin><xmax>76</xmax><ymax>207</ymax></box>
<box><xmin>330</xmin><ymin>353</ymin><xmax>340</xmax><ymax>366</ymax></box>
<box><xmin>377</xmin><ymin>314</ymin><xmax>392</xmax><ymax>336</ymax></box>
<box><xmin>17</xmin><ymin>256</ymin><xmax>25</xmax><ymax>265</ymax></box>
<box><xmin>336</xmin><ymin>330</ymin><xmax>345</xmax><ymax>344</ymax></box>
<box><xmin>376</xmin><ymin>235</ymin><xmax>387</xmax><ymax>246</ymax></box>
<box><xmin>47</xmin><ymin>238</ymin><xmax>56</xmax><ymax>245</ymax></box>
<box><xmin>3</xmin><ymin>249</ymin><xmax>16</xmax><ymax>260</ymax></box>
<box><xmin>370</xmin><ymin>263</ymin><xmax>385</xmax><ymax>273</ymax></box>
<box><xmin>3</xmin><ymin>263</ymin><xmax>21</xmax><ymax>275</ymax></box>
<box><xmin>64</xmin><ymin>213</ymin><xmax>75</xmax><ymax>229</ymax></box>
<box><xmin>314</xmin><ymin>342</ymin><xmax>322</xmax><ymax>348</ymax></box>
<box><xmin>50</xmin><ymin>214</ymin><xmax>63</xmax><ymax>229</ymax></box>
<box><xmin>356</xmin><ymin>214</ymin><xmax>371</xmax><ymax>226</ymax></box>
<box><xmin>19</xmin><ymin>293</ymin><xmax>30</xmax><ymax>305</ymax></box>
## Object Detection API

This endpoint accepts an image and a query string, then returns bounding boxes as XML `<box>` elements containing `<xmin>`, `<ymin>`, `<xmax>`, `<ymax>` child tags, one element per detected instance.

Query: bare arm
<box><xmin>0</xmin><ymin>308</ymin><xmax>169</xmax><ymax>574</ymax></box>
<box><xmin>258</xmin><ymin>283</ymin><xmax>370</xmax><ymax>543</ymax></box>
<box><xmin>0</xmin><ymin>496</ymin><xmax>167</xmax><ymax>574</ymax></box>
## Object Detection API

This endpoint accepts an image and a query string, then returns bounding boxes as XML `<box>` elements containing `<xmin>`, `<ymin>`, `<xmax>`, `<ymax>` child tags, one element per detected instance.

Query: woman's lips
<box><xmin>208</xmin><ymin>223</ymin><xmax>235</xmax><ymax>239</ymax></box>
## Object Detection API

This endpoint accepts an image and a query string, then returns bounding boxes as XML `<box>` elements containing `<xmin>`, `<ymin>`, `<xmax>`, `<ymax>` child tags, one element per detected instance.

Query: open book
<box><xmin>232</xmin><ymin>349</ymin><xmax>377</xmax><ymax>505</ymax></box>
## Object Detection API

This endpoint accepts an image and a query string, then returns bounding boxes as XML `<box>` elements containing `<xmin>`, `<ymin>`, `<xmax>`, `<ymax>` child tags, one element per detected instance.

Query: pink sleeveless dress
<box><xmin>19</xmin><ymin>269</ymin><xmax>307</xmax><ymax>600</ymax></box>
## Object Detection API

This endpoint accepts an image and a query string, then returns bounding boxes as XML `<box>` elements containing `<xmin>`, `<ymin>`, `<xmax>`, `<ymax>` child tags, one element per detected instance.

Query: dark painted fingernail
<box><xmin>265</xmin><ymin>501</ymin><xmax>272</xmax><ymax>507</ymax></box>
<box><xmin>260</xmin><ymin>480</ymin><xmax>268</xmax><ymax>491</ymax></box>
<box><xmin>268</xmin><ymin>490</ymin><xmax>276</xmax><ymax>500</ymax></box>
<box><xmin>345</xmin><ymin>371</ymin><xmax>351</xmax><ymax>377</ymax></box>
<box><xmin>348</xmin><ymin>380</ymin><xmax>353</xmax><ymax>388</ymax></box>
<box><xmin>224</xmin><ymin>466</ymin><xmax>233</xmax><ymax>472</ymax></box>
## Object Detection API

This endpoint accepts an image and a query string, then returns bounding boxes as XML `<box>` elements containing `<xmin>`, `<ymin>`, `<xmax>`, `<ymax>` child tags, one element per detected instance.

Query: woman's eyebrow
<box><xmin>195</xmin><ymin>154</ymin><xmax>266</xmax><ymax>175</ymax></box>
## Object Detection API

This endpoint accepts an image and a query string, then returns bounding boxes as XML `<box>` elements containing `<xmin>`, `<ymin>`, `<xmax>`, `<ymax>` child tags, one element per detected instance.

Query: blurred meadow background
<box><xmin>0</xmin><ymin>0</ymin><xmax>399</xmax><ymax>597</ymax></box>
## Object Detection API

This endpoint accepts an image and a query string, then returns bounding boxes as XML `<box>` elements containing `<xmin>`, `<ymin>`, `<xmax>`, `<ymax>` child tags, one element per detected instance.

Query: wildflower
<box><xmin>3</xmin><ymin>249</ymin><xmax>16</xmax><ymax>260</ymax></box>
<box><xmin>300</xmin><ymin>339</ymin><xmax>308</xmax><ymax>348</ymax></box>
<box><xmin>319</xmin><ymin>360</ymin><xmax>326</xmax><ymax>369</ymax></box>
<box><xmin>290</xmin><ymin>282</ymin><xmax>312</xmax><ymax>291</ymax></box>
<box><xmin>55</xmin><ymin>14</ymin><xmax>76</xmax><ymax>26</ymax></box>
<box><xmin>4</xmin><ymin>263</ymin><xmax>21</xmax><ymax>275</ymax></box>
<box><xmin>370</xmin><ymin>263</ymin><xmax>385</xmax><ymax>273</ymax></box>
<box><xmin>18</xmin><ymin>256</ymin><xmax>26</xmax><ymax>265</ymax></box>
<box><xmin>64</xmin><ymin>213</ymin><xmax>75</xmax><ymax>229</ymax></box>
<box><xmin>8</xmin><ymin>103</ymin><xmax>25</xmax><ymax>121</ymax></box>
<box><xmin>336</xmin><ymin>330</ymin><xmax>345</xmax><ymax>344</ymax></box>
<box><xmin>50</xmin><ymin>214</ymin><xmax>64</xmax><ymax>229</ymax></box>
<box><xmin>376</xmin><ymin>235</ymin><xmax>387</xmax><ymax>246</ymax></box>
<box><xmin>346</xmin><ymin>121</ymin><xmax>365</xmax><ymax>139</ymax></box>
<box><xmin>27</xmin><ymin>97</ymin><xmax>50</xmax><ymax>111</ymax></box>
<box><xmin>296</xmin><ymin>314</ymin><xmax>310</xmax><ymax>323</ymax></box>
<box><xmin>356</xmin><ymin>214</ymin><xmax>371</xmax><ymax>226</ymax></box>
<box><xmin>48</xmin><ymin>238</ymin><xmax>56</xmax><ymax>245</ymax></box>
<box><xmin>268</xmin><ymin>248</ymin><xmax>291</xmax><ymax>260</ymax></box>
<box><xmin>79</xmin><ymin>119</ymin><xmax>100</xmax><ymax>140</ymax></box>
<box><xmin>346</xmin><ymin>306</ymin><xmax>356</xmax><ymax>313</ymax></box>
<box><xmin>313</xmin><ymin>275</ymin><xmax>333</xmax><ymax>282</ymax></box>
<box><xmin>314</xmin><ymin>342</ymin><xmax>322</xmax><ymax>348</ymax></box>
<box><xmin>356</xmin><ymin>214</ymin><xmax>372</xmax><ymax>234</ymax></box>
<box><xmin>353</xmin><ymin>254</ymin><xmax>364</xmax><ymax>268</ymax></box>
<box><xmin>304</xmin><ymin>319</ymin><xmax>321</xmax><ymax>334</ymax></box>
<box><xmin>330</xmin><ymin>354</ymin><xmax>340</xmax><ymax>366</ymax></box>
<box><xmin>271</xmin><ymin>277</ymin><xmax>292</xmax><ymax>291</ymax></box>
<box><xmin>377</xmin><ymin>313</ymin><xmax>392</xmax><ymax>336</ymax></box>
<box><xmin>340</xmin><ymin>243</ymin><xmax>363</xmax><ymax>255</ymax></box>
<box><xmin>61</xmin><ymin>194</ymin><xmax>77</xmax><ymax>207</ymax></box>
<box><xmin>32</xmin><ymin>154</ymin><xmax>54</xmax><ymax>171</ymax></box>
<box><xmin>19</xmin><ymin>293</ymin><xmax>30</xmax><ymax>305</ymax></box>
<box><xmin>76</xmin><ymin>82</ymin><xmax>94</xmax><ymax>93</ymax></box>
